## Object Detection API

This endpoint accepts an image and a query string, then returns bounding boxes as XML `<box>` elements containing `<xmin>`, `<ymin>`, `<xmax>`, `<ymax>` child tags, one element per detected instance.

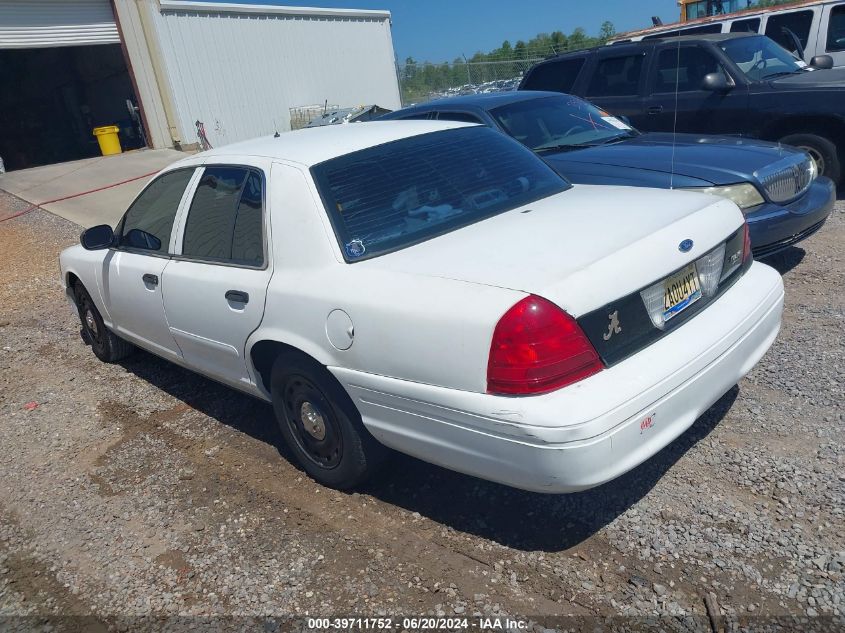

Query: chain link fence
<box><xmin>397</xmin><ymin>57</ymin><xmax>545</xmax><ymax>106</ymax></box>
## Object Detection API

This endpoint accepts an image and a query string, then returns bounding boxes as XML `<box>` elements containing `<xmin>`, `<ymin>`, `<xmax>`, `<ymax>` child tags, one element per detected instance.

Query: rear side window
<box><xmin>828</xmin><ymin>4</ymin><xmax>845</xmax><ymax>52</ymax></box>
<box><xmin>653</xmin><ymin>47</ymin><xmax>726</xmax><ymax>92</ymax></box>
<box><xmin>119</xmin><ymin>169</ymin><xmax>194</xmax><ymax>254</ymax></box>
<box><xmin>587</xmin><ymin>54</ymin><xmax>645</xmax><ymax>97</ymax></box>
<box><xmin>311</xmin><ymin>127</ymin><xmax>569</xmax><ymax>261</ymax></box>
<box><xmin>521</xmin><ymin>58</ymin><xmax>585</xmax><ymax>92</ymax></box>
<box><xmin>436</xmin><ymin>112</ymin><xmax>484</xmax><ymax>124</ymax></box>
<box><xmin>730</xmin><ymin>18</ymin><xmax>761</xmax><ymax>33</ymax></box>
<box><xmin>765</xmin><ymin>10</ymin><xmax>814</xmax><ymax>52</ymax></box>
<box><xmin>181</xmin><ymin>166</ymin><xmax>264</xmax><ymax>266</ymax></box>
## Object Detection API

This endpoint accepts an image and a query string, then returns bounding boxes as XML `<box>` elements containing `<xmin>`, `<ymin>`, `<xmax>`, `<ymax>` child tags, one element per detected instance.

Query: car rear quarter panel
<box><xmin>248</xmin><ymin>161</ymin><xmax>525</xmax><ymax>395</ymax></box>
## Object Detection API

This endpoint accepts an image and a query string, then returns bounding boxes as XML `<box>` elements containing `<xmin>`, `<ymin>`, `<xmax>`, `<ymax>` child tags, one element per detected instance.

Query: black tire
<box><xmin>270</xmin><ymin>351</ymin><xmax>386</xmax><ymax>489</ymax></box>
<box><xmin>74</xmin><ymin>282</ymin><xmax>134</xmax><ymax>363</ymax></box>
<box><xmin>779</xmin><ymin>133</ymin><xmax>842</xmax><ymax>186</ymax></box>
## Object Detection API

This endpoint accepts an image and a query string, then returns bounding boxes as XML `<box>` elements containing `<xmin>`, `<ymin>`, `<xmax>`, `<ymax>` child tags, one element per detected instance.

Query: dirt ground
<box><xmin>0</xmin><ymin>191</ymin><xmax>843</xmax><ymax>633</ymax></box>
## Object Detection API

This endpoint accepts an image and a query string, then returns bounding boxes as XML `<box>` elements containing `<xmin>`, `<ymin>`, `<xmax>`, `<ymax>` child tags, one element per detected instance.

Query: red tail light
<box><xmin>742</xmin><ymin>222</ymin><xmax>752</xmax><ymax>264</ymax></box>
<box><xmin>487</xmin><ymin>295</ymin><xmax>604</xmax><ymax>396</ymax></box>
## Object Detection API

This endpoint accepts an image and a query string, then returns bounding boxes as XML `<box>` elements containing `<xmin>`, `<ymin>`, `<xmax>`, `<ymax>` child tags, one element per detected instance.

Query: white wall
<box><xmin>150</xmin><ymin>1</ymin><xmax>402</xmax><ymax>149</ymax></box>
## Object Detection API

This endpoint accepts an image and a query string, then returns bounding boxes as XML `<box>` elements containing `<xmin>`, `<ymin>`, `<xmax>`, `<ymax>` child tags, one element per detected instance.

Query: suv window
<box><xmin>397</xmin><ymin>112</ymin><xmax>435</xmax><ymax>120</ymax></box>
<box><xmin>653</xmin><ymin>47</ymin><xmax>726</xmax><ymax>92</ymax></box>
<box><xmin>765</xmin><ymin>10</ymin><xmax>814</xmax><ymax>53</ymax></box>
<box><xmin>119</xmin><ymin>169</ymin><xmax>194</xmax><ymax>254</ymax></box>
<box><xmin>436</xmin><ymin>112</ymin><xmax>484</xmax><ymax>124</ymax></box>
<box><xmin>730</xmin><ymin>18</ymin><xmax>761</xmax><ymax>33</ymax></box>
<box><xmin>522</xmin><ymin>58</ymin><xmax>585</xmax><ymax>92</ymax></box>
<box><xmin>587</xmin><ymin>54</ymin><xmax>645</xmax><ymax>97</ymax></box>
<box><xmin>643</xmin><ymin>23</ymin><xmax>722</xmax><ymax>40</ymax></box>
<box><xmin>828</xmin><ymin>4</ymin><xmax>845</xmax><ymax>52</ymax></box>
<box><xmin>182</xmin><ymin>166</ymin><xmax>264</xmax><ymax>266</ymax></box>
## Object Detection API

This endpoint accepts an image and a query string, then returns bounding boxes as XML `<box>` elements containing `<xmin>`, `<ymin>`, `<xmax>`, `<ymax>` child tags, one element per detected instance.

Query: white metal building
<box><xmin>0</xmin><ymin>0</ymin><xmax>401</xmax><ymax>171</ymax></box>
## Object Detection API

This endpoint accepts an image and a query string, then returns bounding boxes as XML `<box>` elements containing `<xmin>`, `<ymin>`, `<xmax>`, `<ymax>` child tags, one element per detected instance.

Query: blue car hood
<box><xmin>544</xmin><ymin>133</ymin><xmax>803</xmax><ymax>187</ymax></box>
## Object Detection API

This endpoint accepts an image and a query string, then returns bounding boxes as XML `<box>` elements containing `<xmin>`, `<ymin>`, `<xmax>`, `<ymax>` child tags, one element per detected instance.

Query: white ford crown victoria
<box><xmin>60</xmin><ymin>121</ymin><xmax>784</xmax><ymax>493</ymax></box>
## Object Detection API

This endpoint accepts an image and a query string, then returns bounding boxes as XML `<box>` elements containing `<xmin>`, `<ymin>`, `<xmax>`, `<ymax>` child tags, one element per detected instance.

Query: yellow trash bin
<box><xmin>92</xmin><ymin>125</ymin><xmax>122</xmax><ymax>156</ymax></box>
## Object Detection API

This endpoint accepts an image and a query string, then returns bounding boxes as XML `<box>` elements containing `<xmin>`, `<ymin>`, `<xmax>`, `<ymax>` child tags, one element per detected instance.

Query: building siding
<box><xmin>150</xmin><ymin>5</ymin><xmax>402</xmax><ymax>149</ymax></box>
<box><xmin>0</xmin><ymin>0</ymin><xmax>119</xmax><ymax>48</ymax></box>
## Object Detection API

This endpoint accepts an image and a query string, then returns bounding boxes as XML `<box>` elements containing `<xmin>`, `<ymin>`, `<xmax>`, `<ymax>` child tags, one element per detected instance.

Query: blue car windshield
<box><xmin>311</xmin><ymin>126</ymin><xmax>570</xmax><ymax>261</ymax></box>
<box><xmin>719</xmin><ymin>35</ymin><xmax>805</xmax><ymax>81</ymax></box>
<box><xmin>489</xmin><ymin>95</ymin><xmax>638</xmax><ymax>153</ymax></box>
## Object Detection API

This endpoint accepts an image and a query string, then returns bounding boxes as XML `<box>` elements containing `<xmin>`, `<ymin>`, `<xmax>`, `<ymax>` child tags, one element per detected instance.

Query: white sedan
<box><xmin>59</xmin><ymin>121</ymin><xmax>784</xmax><ymax>493</ymax></box>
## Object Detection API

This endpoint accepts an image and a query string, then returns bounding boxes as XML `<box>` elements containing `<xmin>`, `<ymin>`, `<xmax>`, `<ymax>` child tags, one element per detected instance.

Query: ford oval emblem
<box><xmin>678</xmin><ymin>239</ymin><xmax>694</xmax><ymax>253</ymax></box>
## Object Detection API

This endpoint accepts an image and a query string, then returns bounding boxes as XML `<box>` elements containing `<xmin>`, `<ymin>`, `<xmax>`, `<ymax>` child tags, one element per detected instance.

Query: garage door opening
<box><xmin>0</xmin><ymin>43</ymin><xmax>145</xmax><ymax>172</ymax></box>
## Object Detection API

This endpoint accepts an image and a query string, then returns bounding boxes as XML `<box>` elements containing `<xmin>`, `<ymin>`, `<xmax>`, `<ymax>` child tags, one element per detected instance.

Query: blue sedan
<box><xmin>381</xmin><ymin>91</ymin><xmax>835</xmax><ymax>258</ymax></box>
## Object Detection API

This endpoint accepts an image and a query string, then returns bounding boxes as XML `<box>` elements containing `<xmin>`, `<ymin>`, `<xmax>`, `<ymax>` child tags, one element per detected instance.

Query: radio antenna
<box><xmin>670</xmin><ymin>36</ymin><xmax>681</xmax><ymax>190</ymax></box>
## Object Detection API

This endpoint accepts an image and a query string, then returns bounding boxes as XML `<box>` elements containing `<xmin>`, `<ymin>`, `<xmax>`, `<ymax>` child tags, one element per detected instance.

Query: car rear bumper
<box><xmin>747</xmin><ymin>177</ymin><xmax>835</xmax><ymax>258</ymax></box>
<box><xmin>331</xmin><ymin>262</ymin><xmax>784</xmax><ymax>493</ymax></box>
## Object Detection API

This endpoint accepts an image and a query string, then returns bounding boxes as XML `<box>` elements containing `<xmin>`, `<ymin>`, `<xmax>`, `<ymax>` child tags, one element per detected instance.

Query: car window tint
<box><xmin>436</xmin><ymin>112</ymin><xmax>484</xmax><ymax>124</ymax></box>
<box><xmin>765</xmin><ymin>10</ymin><xmax>814</xmax><ymax>53</ymax></box>
<box><xmin>828</xmin><ymin>4</ymin><xmax>845</xmax><ymax>52</ymax></box>
<box><xmin>653</xmin><ymin>47</ymin><xmax>726</xmax><ymax>92</ymax></box>
<box><xmin>119</xmin><ymin>169</ymin><xmax>193</xmax><ymax>254</ymax></box>
<box><xmin>586</xmin><ymin>54</ymin><xmax>645</xmax><ymax>97</ymax></box>
<box><xmin>398</xmin><ymin>112</ymin><xmax>435</xmax><ymax>120</ymax></box>
<box><xmin>311</xmin><ymin>126</ymin><xmax>569</xmax><ymax>261</ymax></box>
<box><xmin>182</xmin><ymin>166</ymin><xmax>264</xmax><ymax>266</ymax></box>
<box><xmin>522</xmin><ymin>58</ymin><xmax>585</xmax><ymax>92</ymax></box>
<box><xmin>730</xmin><ymin>18</ymin><xmax>761</xmax><ymax>33</ymax></box>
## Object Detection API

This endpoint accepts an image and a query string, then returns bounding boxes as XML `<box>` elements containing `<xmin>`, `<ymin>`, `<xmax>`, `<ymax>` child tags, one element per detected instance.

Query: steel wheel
<box><xmin>281</xmin><ymin>374</ymin><xmax>343</xmax><ymax>469</ymax></box>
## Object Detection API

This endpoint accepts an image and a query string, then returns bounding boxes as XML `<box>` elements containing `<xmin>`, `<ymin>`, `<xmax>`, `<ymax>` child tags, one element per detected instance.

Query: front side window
<box><xmin>181</xmin><ymin>166</ymin><xmax>264</xmax><ymax>266</ymax></box>
<box><xmin>587</xmin><ymin>54</ymin><xmax>645</xmax><ymax>97</ymax></box>
<box><xmin>521</xmin><ymin>58</ymin><xmax>586</xmax><ymax>93</ymax></box>
<box><xmin>765</xmin><ymin>10</ymin><xmax>814</xmax><ymax>53</ymax></box>
<box><xmin>311</xmin><ymin>127</ymin><xmax>569</xmax><ymax>261</ymax></box>
<box><xmin>119</xmin><ymin>169</ymin><xmax>194</xmax><ymax>254</ymax></box>
<box><xmin>719</xmin><ymin>35</ymin><xmax>804</xmax><ymax>80</ymax></box>
<box><xmin>828</xmin><ymin>4</ymin><xmax>845</xmax><ymax>52</ymax></box>
<box><xmin>490</xmin><ymin>95</ymin><xmax>637</xmax><ymax>152</ymax></box>
<box><xmin>653</xmin><ymin>47</ymin><xmax>727</xmax><ymax>92</ymax></box>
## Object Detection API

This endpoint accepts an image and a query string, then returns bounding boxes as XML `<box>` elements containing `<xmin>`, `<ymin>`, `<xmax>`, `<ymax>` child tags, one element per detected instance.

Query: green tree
<box><xmin>599</xmin><ymin>20</ymin><xmax>616</xmax><ymax>42</ymax></box>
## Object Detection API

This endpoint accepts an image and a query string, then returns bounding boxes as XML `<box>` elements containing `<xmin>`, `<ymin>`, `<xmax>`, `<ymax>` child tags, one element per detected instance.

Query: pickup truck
<box><xmin>519</xmin><ymin>33</ymin><xmax>845</xmax><ymax>185</ymax></box>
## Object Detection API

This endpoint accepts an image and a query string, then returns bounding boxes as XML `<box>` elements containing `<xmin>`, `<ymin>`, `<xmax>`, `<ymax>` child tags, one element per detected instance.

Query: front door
<box><xmin>162</xmin><ymin>164</ymin><xmax>272</xmax><ymax>388</ymax></box>
<box><xmin>101</xmin><ymin>168</ymin><xmax>197</xmax><ymax>359</ymax></box>
<box><xmin>641</xmin><ymin>44</ymin><xmax>748</xmax><ymax>135</ymax></box>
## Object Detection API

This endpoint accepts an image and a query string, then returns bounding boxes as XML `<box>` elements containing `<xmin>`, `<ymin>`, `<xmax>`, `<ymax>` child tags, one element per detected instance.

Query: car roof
<box><xmin>549</xmin><ymin>31</ymin><xmax>754</xmax><ymax>58</ymax></box>
<box><xmin>407</xmin><ymin>91</ymin><xmax>565</xmax><ymax>110</ymax></box>
<box><xmin>189</xmin><ymin>120</ymin><xmax>473</xmax><ymax>167</ymax></box>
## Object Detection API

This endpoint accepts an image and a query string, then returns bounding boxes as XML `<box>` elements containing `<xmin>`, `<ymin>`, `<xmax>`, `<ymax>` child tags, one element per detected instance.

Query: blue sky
<box><xmin>207</xmin><ymin>0</ymin><xmax>680</xmax><ymax>62</ymax></box>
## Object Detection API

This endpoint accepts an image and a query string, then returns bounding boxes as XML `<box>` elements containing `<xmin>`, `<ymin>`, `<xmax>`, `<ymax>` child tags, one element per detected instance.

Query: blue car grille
<box><xmin>755</xmin><ymin>155</ymin><xmax>815</xmax><ymax>204</ymax></box>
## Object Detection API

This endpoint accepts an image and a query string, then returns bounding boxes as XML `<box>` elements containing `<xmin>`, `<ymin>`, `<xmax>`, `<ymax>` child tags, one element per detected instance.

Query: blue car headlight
<box><xmin>679</xmin><ymin>182</ymin><xmax>765</xmax><ymax>213</ymax></box>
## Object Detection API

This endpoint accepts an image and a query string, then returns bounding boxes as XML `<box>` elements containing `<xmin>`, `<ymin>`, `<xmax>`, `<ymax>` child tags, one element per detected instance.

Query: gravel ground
<box><xmin>0</xmin><ymin>192</ymin><xmax>843</xmax><ymax>632</ymax></box>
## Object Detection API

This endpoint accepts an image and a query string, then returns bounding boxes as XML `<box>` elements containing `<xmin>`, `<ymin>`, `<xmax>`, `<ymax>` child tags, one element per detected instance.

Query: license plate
<box><xmin>662</xmin><ymin>263</ymin><xmax>702</xmax><ymax>322</ymax></box>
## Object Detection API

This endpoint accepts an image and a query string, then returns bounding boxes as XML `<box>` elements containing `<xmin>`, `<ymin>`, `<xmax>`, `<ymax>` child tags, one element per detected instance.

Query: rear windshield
<box><xmin>311</xmin><ymin>126</ymin><xmax>570</xmax><ymax>261</ymax></box>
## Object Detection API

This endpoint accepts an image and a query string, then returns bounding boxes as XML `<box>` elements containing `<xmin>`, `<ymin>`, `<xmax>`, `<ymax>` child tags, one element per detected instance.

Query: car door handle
<box><xmin>647</xmin><ymin>105</ymin><xmax>664</xmax><ymax>115</ymax></box>
<box><xmin>142</xmin><ymin>273</ymin><xmax>159</xmax><ymax>286</ymax></box>
<box><xmin>225</xmin><ymin>290</ymin><xmax>249</xmax><ymax>304</ymax></box>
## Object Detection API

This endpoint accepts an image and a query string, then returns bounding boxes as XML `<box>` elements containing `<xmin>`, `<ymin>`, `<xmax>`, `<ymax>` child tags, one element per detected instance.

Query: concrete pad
<box><xmin>0</xmin><ymin>149</ymin><xmax>186</xmax><ymax>227</ymax></box>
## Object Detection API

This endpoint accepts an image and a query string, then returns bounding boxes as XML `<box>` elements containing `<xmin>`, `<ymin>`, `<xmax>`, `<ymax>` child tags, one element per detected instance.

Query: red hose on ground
<box><xmin>0</xmin><ymin>169</ymin><xmax>160</xmax><ymax>224</ymax></box>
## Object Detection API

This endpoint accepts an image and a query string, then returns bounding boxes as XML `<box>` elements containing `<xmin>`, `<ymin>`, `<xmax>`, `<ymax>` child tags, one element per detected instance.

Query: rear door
<box><xmin>581</xmin><ymin>49</ymin><xmax>649</xmax><ymax>126</ymax></box>
<box><xmin>161</xmin><ymin>160</ymin><xmax>272</xmax><ymax>388</ymax></box>
<box><xmin>641</xmin><ymin>43</ymin><xmax>748</xmax><ymax>135</ymax></box>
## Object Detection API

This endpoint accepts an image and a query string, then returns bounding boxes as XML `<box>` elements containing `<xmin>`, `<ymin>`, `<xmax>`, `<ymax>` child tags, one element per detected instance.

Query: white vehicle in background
<box><xmin>59</xmin><ymin>121</ymin><xmax>784</xmax><ymax>493</ymax></box>
<box><xmin>614</xmin><ymin>0</ymin><xmax>845</xmax><ymax>69</ymax></box>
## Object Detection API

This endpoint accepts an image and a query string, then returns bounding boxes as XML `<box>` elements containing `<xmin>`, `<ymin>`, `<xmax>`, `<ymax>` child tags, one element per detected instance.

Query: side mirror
<box><xmin>810</xmin><ymin>55</ymin><xmax>833</xmax><ymax>70</ymax></box>
<box><xmin>80</xmin><ymin>224</ymin><xmax>114</xmax><ymax>250</ymax></box>
<box><xmin>701</xmin><ymin>73</ymin><xmax>732</xmax><ymax>93</ymax></box>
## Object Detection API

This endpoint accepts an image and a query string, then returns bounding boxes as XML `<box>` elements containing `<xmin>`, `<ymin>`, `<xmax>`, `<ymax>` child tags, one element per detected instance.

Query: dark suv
<box><xmin>519</xmin><ymin>33</ymin><xmax>845</xmax><ymax>185</ymax></box>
